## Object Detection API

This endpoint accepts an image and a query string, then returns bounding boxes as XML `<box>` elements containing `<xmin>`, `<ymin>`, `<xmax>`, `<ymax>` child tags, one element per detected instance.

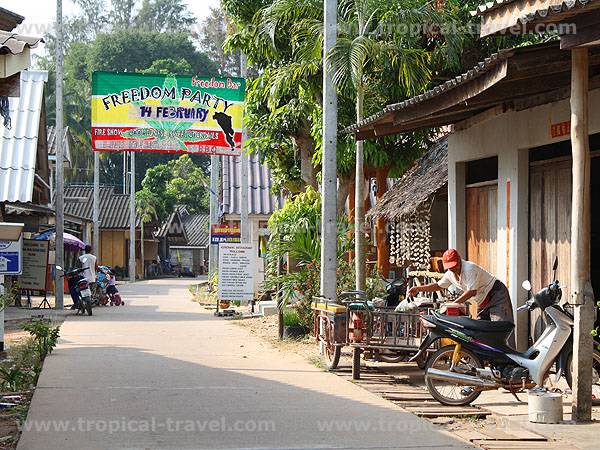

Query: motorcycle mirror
<box><xmin>552</xmin><ymin>257</ymin><xmax>558</xmax><ymax>272</ymax></box>
<box><xmin>522</xmin><ymin>280</ymin><xmax>532</xmax><ymax>291</ymax></box>
<box><xmin>56</xmin><ymin>265</ymin><xmax>63</xmax><ymax>271</ymax></box>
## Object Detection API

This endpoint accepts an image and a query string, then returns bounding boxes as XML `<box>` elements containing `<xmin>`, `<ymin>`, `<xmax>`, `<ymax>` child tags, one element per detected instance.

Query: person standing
<box><xmin>408</xmin><ymin>249</ymin><xmax>514</xmax><ymax>324</ymax></box>
<box><xmin>79</xmin><ymin>245</ymin><xmax>97</xmax><ymax>284</ymax></box>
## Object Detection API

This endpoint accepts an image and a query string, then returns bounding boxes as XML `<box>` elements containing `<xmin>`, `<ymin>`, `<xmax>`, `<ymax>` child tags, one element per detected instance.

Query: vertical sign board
<box><xmin>19</xmin><ymin>240</ymin><xmax>50</xmax><ymax>292</ymax></box>
<box><xmin>217</xmin><ymin>243</ymin><xmax>255</xmax><ymax>302</ymax></box>
<box><xmin>91</xmin><ymin>72</ymin><xmax>245</xmax><ymax>156</ymax></box>
<box><xmin>0</xmin><ymin>238</ymin><xmax>22</xmax><ymax>275</ymax></box>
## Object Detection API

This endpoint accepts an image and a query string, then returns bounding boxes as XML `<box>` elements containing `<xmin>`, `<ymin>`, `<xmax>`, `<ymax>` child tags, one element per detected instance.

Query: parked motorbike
<box><xmin>58</xmin><ymin>266</ymin><xmax>93</xmax><ymax>316</ymax></box>
<box><xmin>411</xmin><ymin>257</ymin><xmax>599</xmax><ymax>406</ymax></box>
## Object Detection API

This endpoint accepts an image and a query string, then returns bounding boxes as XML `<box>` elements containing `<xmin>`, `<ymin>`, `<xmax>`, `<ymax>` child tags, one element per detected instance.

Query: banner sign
<box><xmin>19</xmin><ymin>239</ymin><xmax>49</xmax><ymax>291</ymax></box>
<box><xmin>218</xmin><ymin>243</ymin><xmax>255</xmax><ymax>302</ymax></box>
<box><xmin>0</xmin><ymin>238</ymin><xmax>22</xmax><ymax>275</ymax></box>
<box><xmin>210</xmin><ymin>224</ymin><xmax>241</xmax><ymax>244</ymax></box>
<box><xmin>92</xmin><ymin>72</ymin><xmax>245</xmax><ymax>156</ymax></box>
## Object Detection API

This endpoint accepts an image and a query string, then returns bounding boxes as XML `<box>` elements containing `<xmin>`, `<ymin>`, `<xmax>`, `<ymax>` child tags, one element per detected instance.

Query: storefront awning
<box><xmin>345</xmin><ymin>42</ymin><xmax>600</xmax><ymax>141</ymax></box>
<box><xmin>475</xmin><ymin>0</ymin><xmax>600</xmax><ymax>41</ymax></box>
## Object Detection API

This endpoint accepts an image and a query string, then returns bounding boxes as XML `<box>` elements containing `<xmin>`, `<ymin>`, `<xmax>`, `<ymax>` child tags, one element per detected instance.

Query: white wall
<box><xmin>447</xmin><ymin>88</ymin><xmax>600</xmax><ymax>349</ymax></box>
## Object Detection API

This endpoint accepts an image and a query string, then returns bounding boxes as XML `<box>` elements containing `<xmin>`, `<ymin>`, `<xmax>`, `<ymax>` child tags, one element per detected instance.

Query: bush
<box><xmin>283</xmin><ymin>309</ymin><xmax>302</xmax><ymax>327</ymax></box>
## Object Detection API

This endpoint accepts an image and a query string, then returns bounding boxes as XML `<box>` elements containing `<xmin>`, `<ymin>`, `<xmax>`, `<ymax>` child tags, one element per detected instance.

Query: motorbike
<box><xmin>58</xmin><ymin>266</ymin><xmax>93</xmax><ymax>316</ymax></box>
<box><xmin>411</xmin><ymin>257</ymin><xmax>598</xmax><ymax>406</ymax></box>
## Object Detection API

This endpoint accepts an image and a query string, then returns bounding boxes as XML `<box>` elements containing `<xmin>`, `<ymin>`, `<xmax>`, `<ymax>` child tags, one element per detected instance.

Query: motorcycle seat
<box><xmin>434</xmin><ymin>313</ymin><xmax>514</xmax><ymax>333</ymax></box>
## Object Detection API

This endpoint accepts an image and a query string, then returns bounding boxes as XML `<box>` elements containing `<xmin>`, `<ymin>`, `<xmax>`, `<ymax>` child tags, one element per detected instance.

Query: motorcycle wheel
<box><xmin>565</xmin><ymin>350</ymin><xmax>600</xmax><ymax>402</ymax></box>
<box><xmin>425</xmin><ymin>345</ymin><xmax>483</xmax><ymax>406</ymax></box>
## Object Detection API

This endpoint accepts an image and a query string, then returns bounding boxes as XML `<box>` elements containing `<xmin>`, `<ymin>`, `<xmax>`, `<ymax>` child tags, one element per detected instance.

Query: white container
<box><xmin>528</xmin><ymin>391</ymin><xmax>563</xmax><ymax>424</ymax></box>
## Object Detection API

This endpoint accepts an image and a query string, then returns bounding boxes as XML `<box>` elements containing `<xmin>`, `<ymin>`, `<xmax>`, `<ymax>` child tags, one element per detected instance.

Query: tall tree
<box><xmin>134</xmin><ymin>0</ymin><xmax>196</xmax><ymax>32</ymax></box>
<box><xmin>198</xmin><ymin>7</ymin><xmax>241</xmax><ymax>76</ymax></box>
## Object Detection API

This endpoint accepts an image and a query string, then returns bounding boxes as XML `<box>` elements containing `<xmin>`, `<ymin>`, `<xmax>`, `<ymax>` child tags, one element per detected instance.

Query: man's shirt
<box><xmin>437</xmin><ymin>259</ymin><xmax>496</xmax><ymax>305</ymax></box>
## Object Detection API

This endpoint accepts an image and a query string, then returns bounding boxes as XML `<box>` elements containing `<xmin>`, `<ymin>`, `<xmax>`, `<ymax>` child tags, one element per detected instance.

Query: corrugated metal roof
<box><xmin>0</xmin><ymin>30</ymin><xmax>43</xmax><ymax>55</ymax></box>
<box><xmin>63</xmin><ymin>185</ymin><xmax>141</xmax><ymax>229</ymax></box>
<box><xmin>475</xmin><ymin>0</ymin><xmax>594</xmax><ymax>15</ymax></box>
<box><xmin>343</xmin><ymin>49</ymin><xmax>510</xmax><ymax>135</ymax></box>
<box><xmin>47</xmin><ymin>125</ymin><xmax>72</xmax><ymax>166</ymax></box>
<box><xmin>181</xmin><ymin>212</ymin><xmax>209</xmax><ymax>247</ymax></box>
<box><xmin>221</xmin><ymin>153</ymin><xmax>282</xmax><ymax>216</ymax></box>
<box><xmin>0</xmin><ymin>69</ymin><xmax>48</xmax><ymax>202</ymax></box>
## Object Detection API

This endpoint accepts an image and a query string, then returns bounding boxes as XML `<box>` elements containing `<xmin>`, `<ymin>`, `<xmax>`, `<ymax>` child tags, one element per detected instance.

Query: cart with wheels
<box><xmin>311</xmin><ymin>296</ymin><xmax>347</xmax><ymax>369</ymax></box>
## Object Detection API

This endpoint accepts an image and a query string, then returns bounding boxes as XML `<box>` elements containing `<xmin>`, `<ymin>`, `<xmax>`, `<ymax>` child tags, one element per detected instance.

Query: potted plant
<box><xmin>283</xmin><ymin>309</ymin><xmax>306</xmax><ymax>339</ymax></box>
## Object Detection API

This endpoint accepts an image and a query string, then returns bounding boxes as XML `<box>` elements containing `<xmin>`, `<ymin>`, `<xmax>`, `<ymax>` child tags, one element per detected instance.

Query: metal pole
<box><xmin>570</xmin><ymin>47</ymin><xmax>593</xmax><ymax>422</ymax></box>
<box><xmin>54</xmin><ymin>0</ymin><xmax>64</xmax><ymax>309</ymax></box>
<box><xmin>0</xmin><ymin>274</ymin><xmax>4</xmax><ymax>352</ymax></box>
<box><xmin>208</xmin><ymin>155</ymin><xmax>220</xmax><ymax>276</ymax></box>
<box><xmin>320</xmin><ymin>0</ymin><xmax>338</xmax><ymax>301</ymax></box>
<box><xmin>93</xmin><ymin>151</ymin><xmax>100</xmax><ymax>256</ymax></box>
<box><xmin>129</xmin><ymin>151</ymin><xmax>136</xmax><ymax>282</ymax></box>
<box><xmin>240</xmin><ymin>53</ymin><xmax>250</xmax><ymax>244</ymax></box>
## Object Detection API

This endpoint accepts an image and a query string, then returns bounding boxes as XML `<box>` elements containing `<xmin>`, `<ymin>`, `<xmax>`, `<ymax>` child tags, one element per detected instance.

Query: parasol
<box><xmin>33</xmin><ymin>229</ymin><xmax>87</xmax><ymax>251</ymax></box>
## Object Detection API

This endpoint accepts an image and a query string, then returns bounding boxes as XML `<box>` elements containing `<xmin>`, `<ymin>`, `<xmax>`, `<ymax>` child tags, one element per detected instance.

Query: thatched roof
<box><xmin>367</xmin><ymin>137</ymin><xmax>448</xmax><ymax>221</ymax></box>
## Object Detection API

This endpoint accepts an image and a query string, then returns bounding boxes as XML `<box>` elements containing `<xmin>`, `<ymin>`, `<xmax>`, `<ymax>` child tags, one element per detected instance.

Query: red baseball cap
<box><xmin>442</xmin><ymin>249</ymin><xmax>461</xmax><ymax>270</ymax></box>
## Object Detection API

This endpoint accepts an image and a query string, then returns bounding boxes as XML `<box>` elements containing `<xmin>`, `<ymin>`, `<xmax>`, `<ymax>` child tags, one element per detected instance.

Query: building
<box><xmin>220</xmin><ymin>153</ymin><xmax>282</xmax><ymax>291</ymax></box>
<box><xmin>63</xmin><ymin>185</ymin><xmax>157</xmax><ymax>277</ymax></box>
<box><xmin>156</xmin><ymin>206</ymin><xmax>209</xmax><ymax>276</ymax></box>
<box><xmin>348</xmin><ymin>40</ymin><xmax>600</xmax><ymax>350</ymax></box>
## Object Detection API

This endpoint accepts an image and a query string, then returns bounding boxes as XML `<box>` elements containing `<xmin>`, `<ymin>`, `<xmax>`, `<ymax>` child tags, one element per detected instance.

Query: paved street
<box><xmin>18</xmin><ymin>279</ymin><xmax>471</xmax><ymax>450</ymax></box>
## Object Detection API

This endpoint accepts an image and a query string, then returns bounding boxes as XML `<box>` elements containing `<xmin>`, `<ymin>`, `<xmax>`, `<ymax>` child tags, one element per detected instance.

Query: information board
<box><xmin>19</xmin><ymin>239</ymin><xmax>49</xmax><ymax>291</ymax></box>
<box><xmin>0</xmin><ymin>238</ymin><xmax>22</xmax><ymax>275</ymax></box>
<box><xmin>217</xmin><ymin>243</ymin><xmax>255</xmax><ymax>302</ymax></box>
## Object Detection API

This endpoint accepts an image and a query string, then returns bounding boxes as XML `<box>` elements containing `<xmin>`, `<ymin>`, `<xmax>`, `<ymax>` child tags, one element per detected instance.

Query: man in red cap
<box><xmin>408</xmin><ymin>249</ymin><xmax>514</xmax><ymax>325</ymax></box>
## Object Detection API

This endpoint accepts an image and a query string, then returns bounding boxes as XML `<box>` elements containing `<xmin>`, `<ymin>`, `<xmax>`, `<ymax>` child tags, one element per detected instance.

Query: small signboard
<box><xmin>217</xmin><ymin>243</ymin><xmax>255</xmax><ymax>302</ymax></box>
<box><xmin>550</xmin><ymin>120</ymin><xmax>570</xmax><ymax>138</ymax></box>
<box><xmin>211</xmin><ymin>224</ymin><xmax>241</xmax><ymax>244</ymax></box>
<box><xmin>19</xmin><ymin>239</ymin><xmax>50</xmax><ymax>291</ymax></box>
<box><xmin>0</xmin><ymin>238</ymin><xmax>22</xmax><ymax>275</ymax></box>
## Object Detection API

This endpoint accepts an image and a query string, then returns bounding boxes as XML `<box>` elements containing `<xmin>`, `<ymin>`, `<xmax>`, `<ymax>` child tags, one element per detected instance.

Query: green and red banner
<box><xmin>91</xmin><ymin>72</ymin><xmax>245</xmax><ymax>156</ymax></box>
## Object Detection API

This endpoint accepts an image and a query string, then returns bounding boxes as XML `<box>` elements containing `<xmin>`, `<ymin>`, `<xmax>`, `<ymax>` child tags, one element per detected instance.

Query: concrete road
<box><xmin>18</xmin><ymin>279</ymin><xmax>472</xmax><ymax>450</ymax></box>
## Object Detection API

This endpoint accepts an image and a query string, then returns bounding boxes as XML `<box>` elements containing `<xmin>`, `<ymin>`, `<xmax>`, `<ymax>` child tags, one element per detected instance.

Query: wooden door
<box><xmin>529</xmin><ymin>160</ymin><xmax>572</xmax><ymax>298</ymax></box>
<box><xmin>466</xmin><ymin>184</ymin><xmax>498</xmax><ymax>275</ymax></box>
<box><xmin>529</xmin><ymin>160</ymin><xmax>572</xmax><ymax>338</ymax></box>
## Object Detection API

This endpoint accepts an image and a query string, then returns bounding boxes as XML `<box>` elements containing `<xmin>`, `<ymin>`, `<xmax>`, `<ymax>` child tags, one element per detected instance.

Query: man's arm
<box><xmin>456</xmin><ymin>290</ymin><xmax>477</xmax><ymax>304</ymax></box>
<box><xmin>408</xmin><ymin>283</ymin><xmax>443</xmax><ymax>297</ymax></box>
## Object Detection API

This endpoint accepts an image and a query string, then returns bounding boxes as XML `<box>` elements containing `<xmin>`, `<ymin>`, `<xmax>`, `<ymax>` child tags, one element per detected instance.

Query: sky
<box><xmin>3</xmin><ymin>0</ymin><xmax>221</xmax><ymax>36</ymax></box>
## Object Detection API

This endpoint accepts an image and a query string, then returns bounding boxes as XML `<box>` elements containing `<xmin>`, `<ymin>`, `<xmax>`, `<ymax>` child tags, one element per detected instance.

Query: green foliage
<box><xmin>283</xmin><ymin>309</ymin><xmax>302</xmax><ymax>327</ymax></box>
<box><xmin>0</xmin><ymin>365</ymin><xmax>31</xmax><ymax>392</ymax></box>
<box><xmin>138</xmin><ymin>155</ymin><xmax>209</xmax><ymax>222</ymax></box>
<box><xmin>21</xmin><ymin>319</ymin><xmax>61</xmax><ymax>360</ymax></box>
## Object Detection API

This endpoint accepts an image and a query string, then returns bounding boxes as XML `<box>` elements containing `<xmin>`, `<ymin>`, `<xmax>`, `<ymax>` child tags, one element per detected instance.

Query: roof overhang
<box><xmin>346</xmin><ymin>42</ymin><xmax>600</xmax><ymax>140</ymax></box>
<box><xmin>0</xmin><ymin>7</ymin><xmax>24</xmax><ymax>32</ymax></box>
<box><xmin>475</xmin><ymin>0</ymin><xmax>600</xmax><ymax>48</ymax></box>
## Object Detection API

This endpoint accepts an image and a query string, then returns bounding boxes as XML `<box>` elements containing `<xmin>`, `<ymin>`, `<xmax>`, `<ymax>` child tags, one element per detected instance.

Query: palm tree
<box><xmin>135</xmin><ymin>190</ymin><xmax>159</xmax><ymax>279</ymax></box>
<box><xmin>327</xmin><ymin>0</ymin><xmax>436</xmax><ymax>289</ymax></box>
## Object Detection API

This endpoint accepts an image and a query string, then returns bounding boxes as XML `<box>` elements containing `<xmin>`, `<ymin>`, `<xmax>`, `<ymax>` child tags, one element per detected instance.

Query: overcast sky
<box><xmin>4</xmin><ymin>0</ymin><xmax>221</xmax><ymax>35</ymax></box>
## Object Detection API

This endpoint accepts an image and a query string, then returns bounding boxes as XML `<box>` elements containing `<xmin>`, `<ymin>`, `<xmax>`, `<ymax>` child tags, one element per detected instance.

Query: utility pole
<box><xmin>208</xmin><ymin>156</ymin><xmax>220</xmax><ymax>276</ymax></box>
<box><xmin>240</xmin><ymin>53</ymin><xmax>250</xmax><ymax>244</ymax></box>
<box><xmin>320</xmin><ymin>0</ymin><xmax>338</xmax><ymax>301</ymax></box>
<box><xmin>54</xmin><ymin>0</ymin><xmax>64</xmax><ymax>309</ymax></box>
<box><xmin>570</xmin><ymin>47</ymin><xmax>594</xmax><ymax>422</ymax></box>
<box><xmin>93</xmin><ymin>151</ymin><xmax>100</xmax><ymax>256</ymax></box>
<box><xmin>129</xmin><ymin>151</ymin><xmax>136</xmax><ymax>282</ymax></box>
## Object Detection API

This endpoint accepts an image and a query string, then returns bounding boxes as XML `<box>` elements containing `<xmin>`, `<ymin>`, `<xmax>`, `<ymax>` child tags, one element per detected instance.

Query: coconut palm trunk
<box><xmin>355</xmin><ymin>84</ymin><xmax>366</xmax><ymax>290</ymax></box>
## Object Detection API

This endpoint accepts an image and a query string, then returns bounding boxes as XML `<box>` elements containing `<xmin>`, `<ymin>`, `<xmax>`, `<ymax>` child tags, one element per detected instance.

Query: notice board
<box><xmin>217</xmin><ymin>243</ymin><xmax>255</xmax><ymax>302</ymax></box>
<box><xmin>19</xmin><ymin>239</ymin><xmax>49</xmax><ymax>291</ymax></box>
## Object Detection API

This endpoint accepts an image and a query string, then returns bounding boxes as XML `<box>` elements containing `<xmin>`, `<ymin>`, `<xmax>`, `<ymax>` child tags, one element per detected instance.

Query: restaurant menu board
<box><xmin>217</xmin><ymin>243</ymin><xmax>255</xmax><ymax>302</ymax></box>
<box><xmin>19</xmin><ymin>239</ymin><xmax>49</xmax><ymax>291</ymax></box>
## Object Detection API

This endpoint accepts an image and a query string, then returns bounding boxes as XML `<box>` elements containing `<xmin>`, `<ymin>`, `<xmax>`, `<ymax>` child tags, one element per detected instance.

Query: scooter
<box><xmin>58</xmin><ymin>266</ymin><xmax>93</xmax><ymax>316</ymax></box>
<box><xmin>411</xmin><ymin>257</ymin><xmax>589</xmax><ymax>406</ymax></box>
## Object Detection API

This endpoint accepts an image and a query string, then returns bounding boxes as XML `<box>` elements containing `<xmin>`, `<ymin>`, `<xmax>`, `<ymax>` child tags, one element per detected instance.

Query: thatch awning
<box><xmin>367</xmin><ymin>137</ymin><xmax>447</xmax><ymax>221</ymax></box>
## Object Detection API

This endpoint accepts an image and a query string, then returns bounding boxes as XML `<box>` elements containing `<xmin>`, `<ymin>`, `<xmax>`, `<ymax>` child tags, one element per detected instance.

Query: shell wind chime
<box><xmin>388</xmin><ymin>203</ymin><xmax>433</xmax><ymax>270</ymax></box>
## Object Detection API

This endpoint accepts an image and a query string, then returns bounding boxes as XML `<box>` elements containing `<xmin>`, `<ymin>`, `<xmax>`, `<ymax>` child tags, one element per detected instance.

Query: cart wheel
<box><xmin>377</xmin><ymin>352</ymin><xmax>406</xmax><ymax>364</ymax></box>
<box><xmin>324</xmin><ymin>345</ymin><xmax>341</xmax><ymax>370</ymax></box>
<box><xmin>352</xmin><ymin>347</ymin><xmax>361</xmax><ymax>380</ymax></box>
